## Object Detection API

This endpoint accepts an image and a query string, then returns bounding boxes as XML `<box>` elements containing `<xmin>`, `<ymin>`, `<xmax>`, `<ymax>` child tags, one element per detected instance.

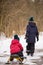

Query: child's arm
<box><xmin>18</xmin><ymin>43</ymin><xmax>23</xmax><ymax>51</ymax></box>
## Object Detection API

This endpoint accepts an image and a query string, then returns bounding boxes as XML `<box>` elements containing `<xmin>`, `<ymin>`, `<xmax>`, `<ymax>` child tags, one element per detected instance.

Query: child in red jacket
<box><xmin>6</xmin><ymin>34</ymin><xmax>24</xmax><ymax>64</ymax></box>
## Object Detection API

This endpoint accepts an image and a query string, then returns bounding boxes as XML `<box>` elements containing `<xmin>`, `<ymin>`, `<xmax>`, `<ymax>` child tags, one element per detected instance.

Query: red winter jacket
<box><xmin>10</xmin><ymin>39</ymin><xmax>23</xmax><ymax>54</ymax></box>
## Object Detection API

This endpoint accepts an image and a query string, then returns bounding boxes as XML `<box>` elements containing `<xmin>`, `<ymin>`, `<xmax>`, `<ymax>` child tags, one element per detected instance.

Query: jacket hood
<box><xmin>12</xmin><ymin>39</ymin><xmax>19</xmax><ymax>44</ymax></box>
<box><xmin>29</xmin><ymin>22</ymin><xmax>36</xmax><ymax>27</ymax></box>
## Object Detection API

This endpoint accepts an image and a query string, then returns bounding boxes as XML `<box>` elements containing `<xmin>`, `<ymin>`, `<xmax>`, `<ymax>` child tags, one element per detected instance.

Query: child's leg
<box><xmin>26</xmin><ymin>43</ymin><xmax>30</xmax><ymax>55</ymax></box>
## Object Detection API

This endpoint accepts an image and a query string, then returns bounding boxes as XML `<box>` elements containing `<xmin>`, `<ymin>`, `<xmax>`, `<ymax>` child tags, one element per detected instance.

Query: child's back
<box><xmin>10</xmin><ymin>39</ymin><xmax>23</xmax><ymax>54</ymax></box>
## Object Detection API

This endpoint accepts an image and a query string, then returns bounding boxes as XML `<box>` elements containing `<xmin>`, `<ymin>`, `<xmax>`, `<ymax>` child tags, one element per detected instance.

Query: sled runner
<box><xmin>5</xmin><ymin>54</ymin><xmax>26</xmax><ymax>64</ymax></box>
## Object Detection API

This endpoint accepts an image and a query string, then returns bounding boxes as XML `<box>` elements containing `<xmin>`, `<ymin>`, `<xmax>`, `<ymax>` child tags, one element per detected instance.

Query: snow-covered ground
<box><xmin>0</xmin><ymin>32</ymin><xmax>43</xmax><ymax>64</ymax></box>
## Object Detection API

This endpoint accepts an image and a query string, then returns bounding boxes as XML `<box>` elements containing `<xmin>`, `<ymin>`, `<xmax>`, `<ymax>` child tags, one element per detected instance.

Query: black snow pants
<box><xmin>26</xmin><ymin>43</ymin><xmax>35</xmax><ymax>54</ymax></box>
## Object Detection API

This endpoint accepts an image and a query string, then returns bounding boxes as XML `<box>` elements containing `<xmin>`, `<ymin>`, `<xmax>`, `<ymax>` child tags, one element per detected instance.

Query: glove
<box><xmin>37</xmin><ymin>36</ymin><xmax>39</xmax><ymax>41</ymax></box>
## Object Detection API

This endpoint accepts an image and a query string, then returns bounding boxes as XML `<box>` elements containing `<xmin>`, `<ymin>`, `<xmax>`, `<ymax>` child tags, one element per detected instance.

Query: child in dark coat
<box><xmin>25</xmin><ymin>17</ymin><xmax>39</xmax><ymax>56</ymax></box>
<box><xmin>6</xmin><ymin>34</ymin><xmax>24</xmax><ymax>64</ymax></box>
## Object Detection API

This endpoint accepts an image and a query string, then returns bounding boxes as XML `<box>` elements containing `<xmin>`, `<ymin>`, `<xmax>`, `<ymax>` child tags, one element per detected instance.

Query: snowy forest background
<box><xmin>0</xmin><ymin>0</ymin><xmax>43</xmax><ymax>37</ymax></box>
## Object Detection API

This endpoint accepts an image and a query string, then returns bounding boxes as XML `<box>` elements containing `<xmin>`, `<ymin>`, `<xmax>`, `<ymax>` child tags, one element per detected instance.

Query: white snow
<box><xmin>0</xmin><ymin>32</ymin><xmax>43</xmax><ymax>64</ymax></box>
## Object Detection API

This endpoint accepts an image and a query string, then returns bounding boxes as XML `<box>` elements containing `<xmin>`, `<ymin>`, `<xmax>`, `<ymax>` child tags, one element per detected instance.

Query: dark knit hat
<box><xmin>29</xmin><ymin>17</ymin><xmax>34</xmax><ymax>21</ymax></box>
<box><xmin>14</xmin><ymin>34</ymin><xmax>19</xmax><ymax>40</ymax></box>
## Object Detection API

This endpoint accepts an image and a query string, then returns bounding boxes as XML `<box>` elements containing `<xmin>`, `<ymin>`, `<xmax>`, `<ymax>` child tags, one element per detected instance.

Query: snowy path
<box><xmin>0</xmin><ymin>49</ymin><xmax>43</xmax><ymax>65</ymax></box>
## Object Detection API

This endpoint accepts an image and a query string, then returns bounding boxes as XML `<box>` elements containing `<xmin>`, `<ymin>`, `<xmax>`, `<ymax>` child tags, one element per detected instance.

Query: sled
<box><xmin>5</xmin><ymin>54</ymin><xmax>26</xmax><ymax>64</ymax></box>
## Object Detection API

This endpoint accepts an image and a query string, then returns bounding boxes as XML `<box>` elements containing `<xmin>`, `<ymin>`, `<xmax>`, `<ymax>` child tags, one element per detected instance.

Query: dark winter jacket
<box><xmin>25</xmin><ymin>22</ymin><xmax>39</xmax><ymax>43</ymax></box>
<box><xmin>10</xmin><ymin>39</ymin><xmax>23</xmax><ymax>54</ymax></box>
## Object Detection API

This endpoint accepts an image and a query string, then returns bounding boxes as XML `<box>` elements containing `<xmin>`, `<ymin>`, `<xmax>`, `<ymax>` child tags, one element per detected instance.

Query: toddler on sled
<box><xmin>6</xmin><ymin>34</ymin><xmax>24</xmax><ymax>64</ymax></box>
